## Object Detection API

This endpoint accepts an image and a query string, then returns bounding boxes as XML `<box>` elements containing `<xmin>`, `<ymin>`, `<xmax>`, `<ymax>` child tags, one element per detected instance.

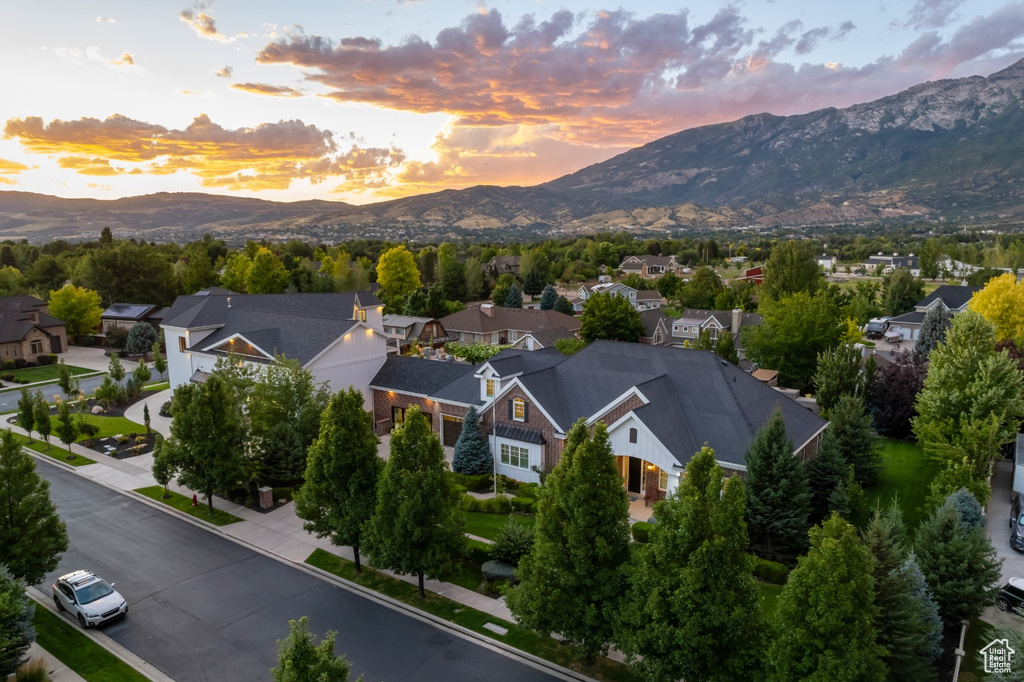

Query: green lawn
<box><xmin>306</xmin><ymin>549</ymin><xmax>636</xmax><ymax>681</ymax></box>
<box><xmin>1</xmin><ymin>363</ymin><xmax>95</xmax><ymax>383</ymax></box>
<box><xmin>757</xmin><ymin>582</ymin><xmax>784</xmax><ymax>618</ymax></box>
<box><xmin>662</xmin><ymin>306</ymin><xmax>681</xmax><ymax>318</ymax></box>
<box><xmin>38</xmin><ymin>413</ymin><xmax>148</xmax><ymax>442</ymax></box>
<box><xmin>33</xmin><ymin>603</ymin><xmax>150</xmax><ymax>682</ymax></box>
<box><xmin>135</xmin><ymin>486</ymin><xmax>243</xmax><ymax>526</ymax></box>
<box><xmin>864</xmin><ymin>438</ymin><xmax>941</xmax><ymax>533</ymax></box>
<box><xmin>12</xmin><ymin>432</ymin><xmax>95</xmax><ymax>466</ymax></box>
<box><xmin>463</xmin><ymin>511</ymin><xmax>535</xmax><ymax>541</ymax></box>
<box><xmin>144</xmin><ymin>381</ymin><xmax>170</xmax><ymax>391</ymax></box>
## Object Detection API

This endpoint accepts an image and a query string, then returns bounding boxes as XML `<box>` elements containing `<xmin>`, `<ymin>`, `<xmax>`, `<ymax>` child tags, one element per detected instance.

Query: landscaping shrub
<box><xmin>0</xmin><ymin>359</ymin><xmax>14</xmax><ymax>370</ymax></box>
<box><xmin>135</xmin><ymin>435</ymin><xmax>148</xmax><ymax>444</ymax></box>
<box><xmin>1</xmin><ymin>373</ymin><xmax>14</xmax><ymax>382</ymax></box>
<box><xmin>159</xmin><ymin>400</ymin><xmax>172</xmax><ymax>417</ymax></box>
<box><xmin>272</xmin><ymin>486</ymin><xmax>294</xmax><ymax>502</ymax></box>
<box><xmin>491</xmin><ymin>518</ymin><xmax>535</xmax><ymax>566</ymax></box>
<box><xmin>466</xmin><ymin>539</ymin><xmax>492</xmax><ymax>565</ymax></box>
<box><xmin>753</xmin><ymin>557</ymin><xmax>791</xmax><ymax>585</ymax></box>
<box><xmin>497</xmin><ymin>474</ymin><xmax>521</xmax><ymax>495</ymax></box>
<box><xmin>481</xmin><ymin>560</ymin><xmax>517</xmax><ymax>583</ymax></box>
<box><xmin>13</xmin><ymin>358</ymin><xmax>26</xmax><ymax>369</ymax></box>
<box><xmin>37</xmin><ymin>354</ymin><xmax>57</xmax><ymax>366</ymax></box>
<box><xmin>481</xmin><ymin>496</ymin><xmax>512</xmax><ymax>514</ymax></box>
<box><xmin>451</xmin><ymin>483</ymin><xmax>467</xmax><ymax>496</ymax></box>
<box><xmin>14</xmin><ymin>658</ymin><xmax>50</xmax><ymax>682</ymax></box>
<box><xmin>116</xmin><ymin>435</ymin><xmax>130</xmax><ymax>445</ymax></box>
<box><xmin>448</xmin><ymin>472</ymin><xmax>492</xmax><ymax>492</ymax></box>
<box><xmin>79</xmin><ymin>336</ymin><xmax>96</xmax><ymax>347</ymax></box>
<box><xmin>510</xmin><ymin>496</ymin><xmax>535</xmax><ymax>514</ymax></box>
<box><xmin>631</xmin><ymin>521</ymin><xmax>653</xmax><ymax>543</ymax></box>
<box><xmin>517</xmin><ymin>482</ymin><xmax>541</xmax><ymax>499</ymax></box>
<box><xmin>459</xmin><ymin>494</ymin><xmax>480</xmax><ymax>512</ymax></box>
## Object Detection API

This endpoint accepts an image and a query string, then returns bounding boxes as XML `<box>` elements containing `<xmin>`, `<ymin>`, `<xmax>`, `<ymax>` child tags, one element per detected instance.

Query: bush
<box><xmin>116</xmin><ymin>435</ymin><xmax>130</xmax><ymax>445</ymax></box>
<box><xmin>510</xmin><ymin>496</ymin><xmax>535</xmax><ymax>514</ymax></box>
<box><xmin>480</xmin><ymin>496</ymin><xmax>512</xmax><ymax>514</ymax></box>
<box><xmin>78</xmin><ymin>336</ymin><xmax>96</xmax><ymax>347</ymax></box>
<box><xmin>1</xmin><ymin>373</ymin><xmax>14</xmax><ymax>382</ymax></box>
<box><xmin>497</xmin><ymin>474</ymin><xmax>521</xmax><ymax>495</ymax></box>
<box><xmin>466</xmin><ymin>539</ymin><xmax>492</xmax><ymax>565</ymax></box>
<box><xmin>753</xmin><ymin>557</ymin><xmax>791</xmax><ymax>585</ymax></box>
<box><xmin>272</xmin><ymin>486</ymin><xmax>293</xmax><ymax>502</ymax></box>
<box><xmin>451</xmin><ymin>483</ymin><xmax>467</xmax><ymax>496</ymax></box>
<box><xmin>631</xmin><ymin>521</ymin><xmax>653</xmax><ymax>543</ymax></box>
<box><xmin>13</xmin><ymin>358</ymin><xmax>26</xmax><ymax>369</ymax></box>
<box><xmin>15</xmin><ymin>658</ymin><xmax>51</xmax><ymax>682</ymax></box>
<box><xmin>38</xmin><ymin>354</ymin><xmax>57</xmax><ymax>366</ymax></box>
<box><xmin>459</xmin><ymin>494</ymin><xmax>480</xmax><ymax>512</ymax></box>
<box><xmin>481</xmin><ymin>560</ymin><xmax>517</xmax><ymax>583</ymax></box>
<box><xmin>449</xmin><ymin>472</ymin><xmax>492</xmax><ymax>492</ymax></box>
<box><xmin>159</xmin><ymin>400</ymin><xmax>172</xmax><ymax>417</ymax></box>
<box><xmin>516</xmin><ymin>483</ymin><xmax>541</xmax><ymax>500</ymax></box>
<box><xmin>491</xmin><ymin>518</ymin><xmax>535</xmax><ymax>566</ymax></box>
<box><xmin>135</xmin><ymin>435</ymin><xmax>147</xmax><ymax>444</ymax></box>
<box><xmin>0</xmin><ymin>359</ymin><xmax>15</xmax><ymax>370</ymax></box>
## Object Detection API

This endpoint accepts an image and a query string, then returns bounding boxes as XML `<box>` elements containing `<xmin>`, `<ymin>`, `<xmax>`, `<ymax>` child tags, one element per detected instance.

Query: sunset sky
<box><xmin>2</xmin><ymin>0</ymin><xmax>1023</xmax><ymax>205</ymax></box>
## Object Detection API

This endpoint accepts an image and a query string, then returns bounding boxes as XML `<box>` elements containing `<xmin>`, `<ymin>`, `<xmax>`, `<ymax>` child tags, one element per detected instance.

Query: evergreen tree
<box><xmin>0</xmin><ymin>564</ymin><xmax>35</xmax><ymax>677</ymax></box>
<box><xmin>506</xmin><ymin>419</ymin><xmax>630</xmax><ymax>662</ymax></box>
<box><xmin>0</xmin><ymin>430</ymin><xmax>69</xmax><ymax>584</ymax></box>
<box><xmin>829</xmin><ymin>394</ymin><xmax>881</xmax><ymax>486</ymax></box>
<box><xmin>504</xmin><ymin>283</ymin><xmax>523</xmax><ymax>308</ymax></box>
<box><xmin>916</xmin><ymin>304</ymin><xmax>952</xmax><ymax>358</ymax></box>
<box><xmin>450</xmin><ymin>407</ymin><xmax>491</xmax><ymax>475</ymax></box>
<box><xmin>159</xmin><ymin>375</ymin><xmax>248</xmax><ymax>514</ymax></box>
<box><xmin>363</xmin><ymin>406</ymin><xmax>465</xmax><ymax>597</ymax></box>
<box><xmin>490</xmin><ymin>273</ymin><xmax>517</xmax><ymax>307</ymax></box>
<box><xmin>616</xmin><ymin>447</ymin><xmax>764</xmax><ymax>681</ymax></box>
<box><xmin>539</xmin><ymin>284</ymin><xmax>558</xmax><ymax>310</ymax></box>
<box><xmin>769</xmin><ymin>514</ymin><xmax>886</xmax><ymax>680</ymax></box>
<box><xmin>714</xmin><ymin>328</ymin><xmax>739</xmax><ymax>365</ymax></box>
<box><xmin>271</xmin><ymin>616</ymin><xmax>356</xmax><ymax>682</ymax></box>
<box><xmin>143</xmin><ymin>403</ymin><xmax>151</xmax><ymax>437</ymax></box>
<box><xmin>553</xmin><ymin>295</ymin><xmax>574</xmax><ymax>316</ymax></box>
<box><xmin>440</xmin><ymin>258</ymin><xmax>467</xmax><ymax>302</ymax></box>
<box><xmin>744</xmin><ymin>409</ymin><xmax>812</xmax><ymax>563</ymax></box>
<box><xmin>827</xmin><ymin>467</ymin><xmax>870</xmax><ymax>528</ymax></box>
<box><xmin>463</xmin><ymin>257</ymin><xmax>484</xmax><ymax>301</ymax></box>
<box><xmin>813</xmin><ymin>342</ymin><xmax>864</xmax><ymax>415</ymax></box>
<box><xmin>152</xmin><ymin>342</ymin><xmax>167</xmax><ymax>381</ymax></box>
<box><xmin>33</xmin><ymin>392</ymin><xmax>50</xmax><ymax>449</ymax></box>
<box><xmin>16</xmin><ymin>389</ymin><xmax>34</xmax><ymax>443</ymax></box>
<box><xmin>948</xmin><ymin>487</ymin><xmax>986</xmax><ymax>530</ymax></box>
<box><xmin>108</xmin><ymin>353</ymin><xmax>126</xmax><ymax>389</ymax></box>
<box><xmin>125</xmin><ymin>322</ymin><xmax>158</xmax><ymax>355</ymax></box>
<box><xmin>523</xmin><ymin>268</ymin><xmax>545</xmax><ymax>298</ymax></box>
<box><xmin>93</xmin><ymin>375</ymin><xmax>119</xmax><ymax>410</ymax></box>
<box><xmin>133</xmin><ymin>358</ymin><xmax>152</xmax><ymax>385</ymax></box>
<box><xmin>294</xmin><ymin>389</ymin><xmax>382</xmax><ymax>573</ymax></box>
<box><xmin>806</xmin><ymin>430</ymin><xmax>848</xmax><ymax>524</ymax></box>
<box><xmin>915</xmin><ymin>491</ymin><xmax>1002</xmax><ymax>627</ymax></box>
<box><xmin>55</xmin><ymin>401</ymin><xmax>77</xmax><ymax>456</ymax></box>
<box><xmin>691</xmin><ymin>327</ymin><xmax>714</xmax><ymax>351</ymax></box>
<box><xmin>863</xmin><ymin>504</ymin><xmax>942</xmax><ymax>681</ymax></box>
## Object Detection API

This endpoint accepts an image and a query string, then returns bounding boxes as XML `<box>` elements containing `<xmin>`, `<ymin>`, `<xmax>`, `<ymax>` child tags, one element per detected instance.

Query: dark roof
<box><xmin>161</xmin><ymin>292</ymin><xmax>381</xmax><ymax>366</ymax></box>
<box><xmin>494</xmin><ymin>423</ymin><xmax>545</xmax><ymax>444</ymax></box>
<box><xmin>521</xmin><ymin>326</ymin><xmax>577</xmax><ymax>348</ymax></box>
<box><xmin>640</xmin><ymin>309</ymin><xmax>669</xmax><ymax>337</ymax></box>
<box><xmin>890</xmin><ymin>311</ymin><xmax>926</xmax><ymax>325</ymax></box>
<box><xmin>917</xmin><ymin>285</ymin><xmax>980</xmax><ymax>311</ymax></box>
<box><xmin>101</xmin><ymin>303</ymin><xmax>159</xmax><ymax>320</ymax></box>
<box><xmin>0</xmin><ymin>295</ymin><xmax>65</xmax><ymax>343</ymax></box>
<box><xmin>636</xmin><ymin>290</ymin><xmax>662</xmax><ymax>300</ymax></box>
<box><xmin>0</xmin><ymin>295</ymin><xmax>47</xmax><ymax>313</ymax></box>
<box><xmin>440</xmin><ymin>305</ymin><xmax>580</xmax><ymax>334</ymax></box>
<box><xmin>370</xmin><ymin>355</ymin><xmax>475</xmax><ymax>396</ymax></box>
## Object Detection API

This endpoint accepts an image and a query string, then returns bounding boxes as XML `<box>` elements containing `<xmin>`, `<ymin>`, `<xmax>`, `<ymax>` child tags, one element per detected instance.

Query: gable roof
<box><xmin>102</xmin><ymin>303</ymin><xmax>160</xmax><ymax>320</ymax></box>
<box><xmin>916</xmin><ymin>285</ymin><xmax>980</xmax><ymax>311</ymax></box>
<box><xmin>0</xmin><ymin>295</ymin><xmax>65</xmax><ymax>341</ymax></box>
<box><xmin>440</xmin><ymin>305</ymin><xmax>580</xmax><ymax>334</ymax></box>
<box><xmin>370</xmin><ymin>354</ymin><xmax>476</xmax><ymax>396</ymax></box>
<box><xmin>640</xmin><ymin>309</ymin><xmax>669</xmax><ymax>338</ymax></box>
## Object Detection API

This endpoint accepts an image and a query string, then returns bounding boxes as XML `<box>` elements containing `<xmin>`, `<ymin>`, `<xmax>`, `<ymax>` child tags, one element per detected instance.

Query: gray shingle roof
<box><xmin>917</xmin><ymin>285</ymin><xmax>980</xmax><ymax>311</ymax></box>
<box><xmin>370</xmin><ymin>355</ymin><xmax>476</xmax><ymax>396</ymax></box>
<box><xmin>440</xmin><ymin>305</ymin><xmax>580</xmax><ymax>334</ymax></box>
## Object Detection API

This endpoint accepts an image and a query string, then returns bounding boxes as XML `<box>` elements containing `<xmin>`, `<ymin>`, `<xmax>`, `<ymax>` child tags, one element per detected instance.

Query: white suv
<box><xmin>52</xmin><ymin>570</ymin><xmax>128</xmax><ymax>628</ymax></box>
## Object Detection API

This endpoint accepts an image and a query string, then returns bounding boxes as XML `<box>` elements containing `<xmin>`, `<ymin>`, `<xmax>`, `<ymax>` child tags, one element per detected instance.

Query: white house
<box><xmin>160</xmin><ymin>290</ymin><xmax>387</xmax><ymax>403</ymax></box>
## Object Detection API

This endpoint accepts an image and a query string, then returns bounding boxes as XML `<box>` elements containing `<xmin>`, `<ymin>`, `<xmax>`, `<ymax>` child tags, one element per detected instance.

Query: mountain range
<box><xmin>4</xmin><ymin>58</ymin><xmax>1024</xmax><ymax>242</ymax></box>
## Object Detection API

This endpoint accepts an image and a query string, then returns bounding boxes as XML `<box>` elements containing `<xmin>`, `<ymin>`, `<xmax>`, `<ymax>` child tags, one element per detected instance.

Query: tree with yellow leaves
<box><xmin>968</xmin><ymin>272</ymin><xmax>1024</xmax><ymax>340</ymax></box>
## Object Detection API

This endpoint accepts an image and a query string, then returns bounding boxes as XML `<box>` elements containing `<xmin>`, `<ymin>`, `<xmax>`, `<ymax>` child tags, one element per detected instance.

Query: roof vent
<box><xmin>227</xmin><ymin>297</ymin><xmax>232</xmax><ymax>308</ymax></box>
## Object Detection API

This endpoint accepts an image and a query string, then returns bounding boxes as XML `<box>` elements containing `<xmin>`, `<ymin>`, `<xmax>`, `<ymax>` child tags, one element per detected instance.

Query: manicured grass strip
<box><xmin>864</xmin><ymin>437</ymin><xmax>940</xmax><ymax>534</ymax></box>
<box><xmin>144</xmin><ymin>381</ymin><xmax>170</xmax><ymax>391</ymax></box>
<box><xmin>135</xmin><ymin>486</ymin><xmax>242</xmax><ymax>526</ymax></box>
<box><xmin>36</xmin><ymin>413</ymin><xmax>148</xmax><ymax>442</ymax></box>
<box><xmin>2</xmin><ymin>363</ymin><xmax>95</xmax><ymax>383</ymax></box>
<box><xmin>12</xmin><ymin>432</ymin><xmax>95</xmax><ymax>466</ymax></box>
<box><xmin>463</xmin><ymin>511</ymin><xmax>535</xmax><ymax>541</ymax></box>
<box><xmin>306</xmin><ymin>548</ymin><xmax>637</xmax><ymax>682</ymax></box>
<box><xmin>33</xmin><ymin>602</ymin><xmax>150</xmax><ymax>682</ymax></box>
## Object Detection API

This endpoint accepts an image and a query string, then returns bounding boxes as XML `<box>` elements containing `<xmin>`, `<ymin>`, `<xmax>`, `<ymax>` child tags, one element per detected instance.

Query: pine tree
<box><xmin>33</xmin><ymin>391</ymin><xmax>50</xmax><ymax>449</ymax></box>
<box><xmin>813</xmin><ymin>342</ymin><xmax>864</xmax><ymax>416</ymax></box>
<box><xmin>504</xmin><ymin>283</ymin><xmax>523</xmax><ymax>308</ymax></box>
<box><xmin>294</xmin><ymin>389</ymin><xmax>382</xmax><ymax>573</ymax></box>
<box><xmin>0</xmin><ymin>564</ymin><xmax>35</xmax><ymax>677</ymax></box>
<box><xmin>827</xmin><ymin>467</ymin><xmax>870</xmax><ymax>528</ymax></box>
<box><xmin>553</xmin><ymin>295</ymin><xmax>574</xmax><ymax>316</ymax></box>
<box><xmin>0</xmin><ymin>430</ymin><xmax>69</xmax><ymax>584</ymax></box>
<box><xmin>744</xmin><ymin>409</ymin><xmax>812</xmax><ymax>563</ymax></box>
<box><xmin>863</xmin><ymin>503</ymin><xmax>942</xmax><ymax>681</ymax></box>
<box><xmin>616</xmin><ymin>447</ymin><xmax>764</xmax><ymax>681</ymax></box>
<box><xmin>769</xmin><ymin>514</ymin><xmax>886</xmax><ymax>680</ymax></box>
<box><xmin>915</xmin><ymin>491</ymin><xmax>1002</xmax><ymax>627</ymax></box>
<box><xmin>714</xmin><ymin>328</ymin><xmax>739</xmax><ymax>365</ymax></box>
<box><xmin>16</xmin><ymin>389</ymin><xmax>34</xmax><ymax>443</ymax></box>
<box><xmin>506</xmin><ymin>419</ymin><xmax>630</xmax><ymax>662</ymax></box>
<box><xmin>152</xmin><ymin>341</ymin><xmax>167</xmax><ymax>381</ymax></box>
<box><xmin>450</xmin><ymin>406</ymin><xmax>491</xmax><ymax>475</ymax></box>
<box><xmin>828</xmin><ymin>394</ymin><xmax>881</xmax><ymax>486</ymax></box>
<box><xmin>363</xmin><ymin>406</ymin><xmax>465</xmax><ymax>597</ymax></box>
<box><xmin>108</xmin><ymin>353</ymin><xmax>126</xmax><ymax>389</ymax></box>
<box><xmin>539</xmin><ymin>284</ymin><xmax>558</xmax><ymax>310</ymax></box>
<box><xmin>806</xmin><ymin>430</ymin><xmax>847</xmax><ymax>524</ymax></box>
<box><xmin>916</xmin><ymin>305</ymin><xmax>952</xmax><ymax>358</ymax></box>
<box><xmin>55</xmin><ymin>401</ymin><xmax>77</xmax><ymax>457</ymax></box>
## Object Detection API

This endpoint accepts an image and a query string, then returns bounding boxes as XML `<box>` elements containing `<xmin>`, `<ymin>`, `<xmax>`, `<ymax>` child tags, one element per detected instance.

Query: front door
<box><xmin>627</xmin><ymin>457</ymin><xmax>642</xmax><ymax>494</ymax></box>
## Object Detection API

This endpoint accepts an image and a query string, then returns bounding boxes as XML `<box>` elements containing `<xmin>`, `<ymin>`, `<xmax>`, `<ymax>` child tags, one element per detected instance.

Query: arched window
<box><xmin>629</xmin><ymin>427</ymin><xmax>638</xmax><ymax>444</ymax></box>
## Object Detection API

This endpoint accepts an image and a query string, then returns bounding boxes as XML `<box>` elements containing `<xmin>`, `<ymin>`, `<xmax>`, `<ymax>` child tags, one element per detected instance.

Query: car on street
<box><xmin>52</xmin><ymin>570</ymin><xmax>128</xmax><ymax>628</ymax></box>
<box><xmin>1010</xmin><ymin>494</ymin><xmax>1024</xmax><ymax>552</ymax></box>
<box><xmin>998</xmin><ymin>578</ymin><xmax>1024</xmax><ymax>615</ymax></box>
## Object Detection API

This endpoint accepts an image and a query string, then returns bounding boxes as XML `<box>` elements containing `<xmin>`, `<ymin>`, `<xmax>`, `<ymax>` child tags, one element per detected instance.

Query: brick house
<box><xmin>370</xmin><ymin>340</ymin><xmax>827</xmax><ymax>502</ymax></box>
<box><xmin>440</xmin><ymin>303</ymin><xmax>580</xmax><ymax>346</ymax></box>
<box><xmin>619</xmin><ymin>255</ymin><xmax>681</xmax><ymax>278</ymax></box>
<box><xmin>0</xmin><ymin>295</ymin><xmax>67</xmax><ymax>362</ymax></box>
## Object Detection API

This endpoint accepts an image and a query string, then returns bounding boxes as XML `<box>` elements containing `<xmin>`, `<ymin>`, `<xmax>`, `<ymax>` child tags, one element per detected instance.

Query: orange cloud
<box><xmin>231</xmin><ymin>82</ymin><xmax>302</xmax><ymax>97</ymax></box>
<box><xmin>109</xmin><ymin>52</ymin><xmax>134</xmax><ymax>66</ymax></box>
<box><xmin>179</xmin><ymin>3</ymin><xmax>226</xmax><ymax>41</ymax></box>
<box><xmin>3</xmin><ymin>114</ymin><xmax>404</xmax><ymax>192</ymax></box>
<box><xmin>0</xmin><ymin>158</ymin><xmax>29</xmax><ymax>175</ymax></box>
<box><xmin>214</xmin><ymin>66</ymin><xmax>233</xmax><ymax>78</ymax></box>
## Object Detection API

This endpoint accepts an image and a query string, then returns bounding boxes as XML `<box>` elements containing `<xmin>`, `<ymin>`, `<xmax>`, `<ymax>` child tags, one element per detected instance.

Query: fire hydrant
<box><xmin>191</xmin><ymin>494</ymin><xmax>198</xmax><ymax>507</ymax></box>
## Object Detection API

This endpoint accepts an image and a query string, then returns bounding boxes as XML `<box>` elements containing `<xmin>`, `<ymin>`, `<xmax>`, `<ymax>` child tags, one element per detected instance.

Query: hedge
<box><xmin>510</xmin><ymin>497</ymin><xmax>535</xmax><ymax>514</ymax></box>
<box><xmin>449</xmin><ymin>472</ymin><xmax>492</xmax><ymax>492</ymax></box>
<box><xmin>753</xmin><ymin>557</ymin><xmax>790</xmax><ymax>585</ymax></box>
<box><xmin>631</xmin><ymin>522</ymin><xmax>653</xmax><ymax>543</ymax></box>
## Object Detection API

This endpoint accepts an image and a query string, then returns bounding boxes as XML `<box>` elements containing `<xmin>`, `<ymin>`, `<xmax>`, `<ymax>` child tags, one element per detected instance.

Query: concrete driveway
<box><xmin>988</xmin><ymin>458</ymin><xmax>1024</xmax><ymax>582</ymax></box>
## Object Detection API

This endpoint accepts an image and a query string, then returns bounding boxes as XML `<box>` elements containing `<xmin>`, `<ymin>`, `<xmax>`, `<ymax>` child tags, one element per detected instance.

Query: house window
<box><xmin>709</xmin><ymin>328</ymin><xmax>718</xmax><ymax>341</ymax></box>
<box><xmin>178</xmin><ymin>336</ymin><xmax>187</xmax><ymax>353</ymax></box>
<box><xmin>391</xmin><ymin>406</ymin><xmax>406</xmax><ymax>426</ymax></box>
<box><xmin>653</xmin><ymin>331</ymin><xmax>662</xmax><ymax>344</ymax></box>
<box><xmin>659</xmin><ymin>469</ymin><xmax>668</xmax><ymax>490</ymax></box>
<box><xmin>359</xmin><ymin>309</ymin><xmax>367</xmax><ymax>322</ymax></box>
<box><xmin>501</xmin><ymin>443</ymin><xmax>530</xmax><ymax>470</ymax></box>
<box><xmin>486</xmin><ymin>379</ymin><xmax>495</xmax><ymax>398</ymax></box>
<box><xmin>30</xmin><ymin>339</ymin><xmax>43</xmax><ymax>355</ymax></box>
<box><xmin>513</xmin><ymin>398</ymin><xmax>525</xmax><ymax>421</ymax></box>
<box><xmin>629</xmin><ymin>428</ymin><xmax>637</xmax><ymax>444</ymax></box>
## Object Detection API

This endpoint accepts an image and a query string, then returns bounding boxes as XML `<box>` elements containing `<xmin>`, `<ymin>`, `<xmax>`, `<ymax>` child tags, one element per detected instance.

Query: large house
<box><xmin>440</xmin><ymin>304</ymin><xmax>580</xmax><ymax>347</ymax></box>
<box><xmin>887</xmin><ymin>285</ymin><xmax>980</xmax><ymax>341</ymax></box>
<box><xmin>100</xmin><ymin>303</ymin><xmax>164</xmax><ymax>334</ymax></box>
<box><xmin>0</xmin><ymin>295</ymin><xmax>67</xmax><ymax>362</ymax></box>
<box><xmin>864</xmin><ymin>253</ymin><xmax>920</xmax><ymax>276</ymax></box>
<box><xmin>370</xmin><ymin>341</ymin><xmax>827</xmax><ymax>501</ymax></box>
<box><xmin>619</xmin><ymin>255</ymin><xmax>681</xmax><ymax>278</ymax></box>
<box><xmin>381</xmin><ymin>314</ymin><xmax>447</xmax><ymax>353</ymax></box>
<box><xmin>485</xmin><ymin>256</ymin><xmax>520</xmax><ymax>276</ymax></box>
<box><xmin>573</xmin><ymin>282</ymin><xmax>664</xmax><ymax>313</ymax></box>
<box><xmin>160</xmin><ymin>290</ymin><xmax>387</xmax><ymax>401</ymax></box>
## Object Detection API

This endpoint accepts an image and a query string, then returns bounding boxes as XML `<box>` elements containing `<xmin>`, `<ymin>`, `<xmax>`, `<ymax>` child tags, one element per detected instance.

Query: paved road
<box><xmin>37</xmin><ymin>460</ymin><xmax>560</xmax><ymax>682</ymax></box>
<box><xmin>0</xmin><ymin>374</ymin><xmax>108</xmax><ymax>412</ymax></box>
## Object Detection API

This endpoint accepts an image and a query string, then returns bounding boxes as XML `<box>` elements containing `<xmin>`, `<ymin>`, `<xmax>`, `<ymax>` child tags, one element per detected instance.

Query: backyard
<box><xmin>864</xmin><ymin>437</ymin><xmax>941</xmax><ymax>533</ymax></box>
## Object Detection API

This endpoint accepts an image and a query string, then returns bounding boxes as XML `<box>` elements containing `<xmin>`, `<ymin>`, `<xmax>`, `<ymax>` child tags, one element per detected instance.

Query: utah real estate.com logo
<box><xmin>982</xmin><ymin>638</ymin><xmax>1016</xmax><ymax>675</ymax></box>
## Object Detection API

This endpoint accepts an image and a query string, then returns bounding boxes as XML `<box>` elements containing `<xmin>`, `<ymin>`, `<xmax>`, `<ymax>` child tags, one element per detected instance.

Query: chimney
<box><xmin>481</xmin><ymin>303</ymin><xmax>493</xmax><ymax>318</ymax></box>
<box><xmin>732</xmin><ymin>308</ymin><xmax>742</xmax><ymax>334</ymax></box>
<box><xmin>226</xmin><ymin>297</ymin><xmax>232</xmax><ymax>308</ymax></box>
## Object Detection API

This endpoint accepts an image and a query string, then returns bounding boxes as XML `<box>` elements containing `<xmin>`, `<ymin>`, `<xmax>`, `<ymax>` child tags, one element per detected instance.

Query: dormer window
<box><xmin>513</xmin><ymin>398</ymin><xmax>525</xmax><ymax>421</ymax></box>
<box><xmin>629</xmin><ymin>428</ymin><xmax>638</xmax><ymax>443</ymax></box>
<box><xmin>486</xmin><ymin>379</ymin><xmax>495</xmax><ymax>398</ymax></box>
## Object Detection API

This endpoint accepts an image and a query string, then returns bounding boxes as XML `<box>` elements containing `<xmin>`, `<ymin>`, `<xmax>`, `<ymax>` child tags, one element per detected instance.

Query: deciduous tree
<box><xmin>33</xmin><ymin>392</ymin><xmax>50</xmax><ymax>449</ymax></box>
<box><xmin>866</xmin><ymin>349</ymin><xmax>926</xmax><ymax>438</ymax></box>
<box><xmin>579</xmin><ymin>292</ymin><xmax>644</xmax><ymax>344</ymax></box>
<box><xmin>363</xmin><ymin>406</ymin><xmax>465</xmax><ymax>597</ymax></box>
<box><xmin>616</xmin><ymin>447</ymin><xmax>764</xmax><ymax>681</ymax></box>
<box><xmin>376</xmin><ymin>246</ymin><xmax>421</xmax><ymax>302</ymax></box>
<box><xmin>246</xmin><ymin>248</ymin><xmax>289</xmax><ymax>294</ymax></box>
<box><xmin>0</xmin><ymin>430</ymin><xmax>69</xmax><ymax>584</ymax></box>
<box><xmin>506</xmin><ymin>419</ymin><xmax>630</xmax><ymax>662</ymax></box>
<box><xmin>760</xmin><ymin>241</ymin><xmax>824</xmax><ymax>302</ymax></box>
<box><xmin>108</xmin><ymin>354</ymin><xmax>125</xmax><ymax>389</ymax></box>
<box><xmin>881</xmin><ymin>268</ymin><xmax>924</xmax><ymax>316</ymax></box>
<box><xmin>769</xmin><ymin>514</ymin><xmax>885</xmax><ymax>680</ymax></box>
<box><xmin>16</xmin><ymin>389</ymin><xmax>34</xmax><ymax>443</ymax></box>
<box><xmin>450</xmin><ymin>406</ymin><xmax>491</xmax><ymax>475</ymax></box>
<box><xmin>714</xmin><ymin>328</ymin><xmax>739</xmax><ymax>365</ymax></box>
<box><xmin>271</xmin><ymin>616</ymin><xmax>357</xmax><ymax>682</ymax></box>
<box><xmin>969</xmin><ymin>272</ymin><xmax>1024</xmax><ymax>340</ymax></box>
<box><xmin>294</xmin><ymin>388</ymin><xmax>382</xmax><ymax>573</ymax></box>
<box><xmin>813</xmin><ymin>342</ymin><xmax>865</xmax><ymax>416</ymax></box>
<box><xmin>55</xmin><ymin>401</ymin><xmax>77</xmax><ymax>456</ymax></box>
<box><xmin>744</xmin><ymin>409</ymin><xmax>811</xmax><ymax>563</ymax></box>
<box><xmin>47</xmin><ymin>284</ymin><xmax>102</xmax><ymax>338</ymax></box>
<box><xmin>743</xmin><ymin>291</ymin><xmax>841</xmax><ymax>389</ymax></box>
<box><xmin>152</xmin><ymin>342</ymin><xmax>167</xmax><ymax>381</ymax></box>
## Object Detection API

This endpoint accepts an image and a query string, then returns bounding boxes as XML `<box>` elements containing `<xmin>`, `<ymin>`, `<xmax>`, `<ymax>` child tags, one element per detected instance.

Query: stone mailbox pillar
<box><xmin>258</xmin><ymin>486</ymin><xmax>274</xmax><ymax>510</ymax></box>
